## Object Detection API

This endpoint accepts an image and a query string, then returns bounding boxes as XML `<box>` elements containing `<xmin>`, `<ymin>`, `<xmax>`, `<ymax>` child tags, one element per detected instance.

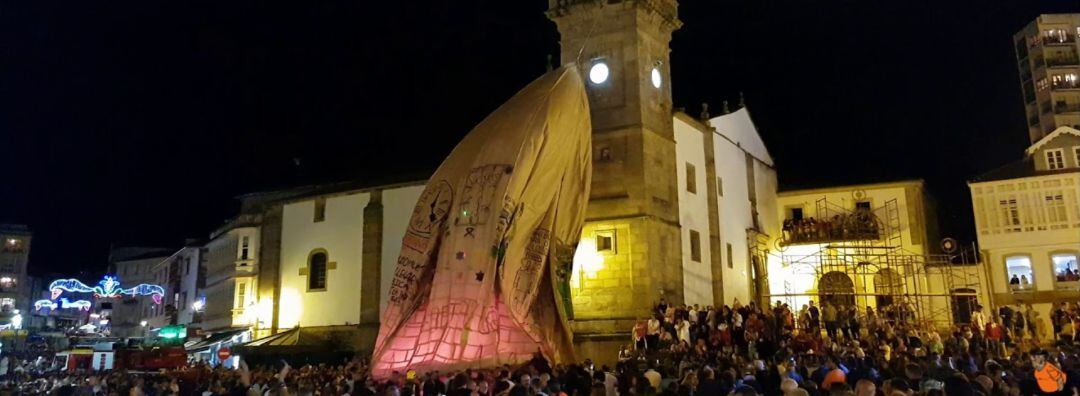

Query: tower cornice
<box><xmin>547</xmin><ymin>0</ymin><xmax>682</xmax><ymax>31</ymax></box>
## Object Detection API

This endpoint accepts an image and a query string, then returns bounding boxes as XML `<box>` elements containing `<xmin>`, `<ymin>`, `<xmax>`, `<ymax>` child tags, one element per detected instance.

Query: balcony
<box><xmin>781</xmin><ymin>211</ymin><xmax>880</xmax><ymax>246</ymax></box>
<box><xmin>1052</xmin><ymin>78</ymin><xmax>1080</xmax><ymax>90</ymax></box>
<box><xmin>235</xmin><ymin>259</ymin><xmax>257</xmax><ymax>273</ymax></box>
<box><xmin>1056</xmin><ymin>103</ymin><xmax>1080</xmax><ymax>114</ymax></box>
<box><xmin>1042</xmin><ymin>32</ymin><xmax>1076</xmax><ymax>46</ymax></box>
<box><xmin>1046</xmin><ymin>56</ymin><xmax>1079</xmax><ymax>68</ymax></box>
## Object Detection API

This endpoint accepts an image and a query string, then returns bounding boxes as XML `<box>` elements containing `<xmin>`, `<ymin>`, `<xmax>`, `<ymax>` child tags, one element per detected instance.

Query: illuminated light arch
<box><xmin>49</xmin><ymin>275</ymin><xmax>165</xmax><ymax>304</ymax></box>
<box><xmin>34</xmin><ymin>298</ymin><xmax>93</xmax><ymax>311</ymax></box>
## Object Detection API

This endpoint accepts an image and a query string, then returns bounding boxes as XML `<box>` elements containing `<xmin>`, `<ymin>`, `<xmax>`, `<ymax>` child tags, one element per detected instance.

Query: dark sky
<box><xmin>2</xmin><ymin>0</ymin><xmax>1077</xmax><ymax>275</ymax></box>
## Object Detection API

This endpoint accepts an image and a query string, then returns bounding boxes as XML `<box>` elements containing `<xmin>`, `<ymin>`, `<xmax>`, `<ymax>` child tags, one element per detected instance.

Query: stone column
<box><xmin>360</xmin><ymin>191</ymin><xmax>384</xmax><ymax>325</ymax></box>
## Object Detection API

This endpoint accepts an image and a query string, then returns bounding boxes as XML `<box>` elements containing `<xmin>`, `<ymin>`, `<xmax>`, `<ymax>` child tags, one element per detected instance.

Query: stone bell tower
<box><xmin>547</xmin><ymin>0</ymin><xmax>684</xmax><ymax>342</ymax></box>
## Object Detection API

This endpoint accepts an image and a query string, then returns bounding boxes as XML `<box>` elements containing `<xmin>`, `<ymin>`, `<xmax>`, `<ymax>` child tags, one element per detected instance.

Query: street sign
<box><xmin>217</xmin><ymin>347</ymin><xmax>231</xmax><ymax>361</ymax></box>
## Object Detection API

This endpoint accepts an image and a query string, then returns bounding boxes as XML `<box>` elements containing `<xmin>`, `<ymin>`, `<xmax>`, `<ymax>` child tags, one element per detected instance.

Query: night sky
<box><xmin>2</xmin><ymin>1</ymin><xmax>1077</xmax><ymax>276</ymax></box>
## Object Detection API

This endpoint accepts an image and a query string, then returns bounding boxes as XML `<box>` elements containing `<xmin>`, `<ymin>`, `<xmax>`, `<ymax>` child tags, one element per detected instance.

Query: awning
<box><xmin>239</xmin><ymin>327</ymin><xmax>300</xmax><ymax>347</ymax></box>
<box><xmin>185</xmin><ymin>328</ymin><xmax>249</xmax><ymax>353</ymax></box>
<box><xmin>232</xmin><ymin>327</ymin><xmax>356</xmax><ymax>366</ymax></box>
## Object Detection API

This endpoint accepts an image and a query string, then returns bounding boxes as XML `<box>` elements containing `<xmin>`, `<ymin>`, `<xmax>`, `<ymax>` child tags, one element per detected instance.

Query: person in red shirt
<box><xmin>985</xmin><ymin>320</ymin><xmax>1003</xmax><ymax>358</ymax></box>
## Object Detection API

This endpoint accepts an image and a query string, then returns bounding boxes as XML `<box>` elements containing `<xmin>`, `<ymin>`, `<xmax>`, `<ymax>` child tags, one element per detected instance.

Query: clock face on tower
<box><xmin>409</xmin><ymin>180</ymin><xmax>454</xmax><ymax>237</ymax></box>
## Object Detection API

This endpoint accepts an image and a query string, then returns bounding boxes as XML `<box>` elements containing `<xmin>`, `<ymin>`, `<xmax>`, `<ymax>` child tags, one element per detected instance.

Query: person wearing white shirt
<box><xmin>676</xmin><ymin>319</ymin><xmax>691</xmax><ymax>345</ymax></box>
<box><xmin>603</xmin><ymin>368</ymin><xmax>618</xmax><ymax>396</ymax></box>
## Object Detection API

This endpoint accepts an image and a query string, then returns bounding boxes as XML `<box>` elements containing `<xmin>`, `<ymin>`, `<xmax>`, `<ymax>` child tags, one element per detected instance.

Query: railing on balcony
<box><xmin>1046</xmin><ymin>56</ymin><xmax>1079</xmax><ymax>67</ymax></box>
<box><xmin>1052</xmin><ymin>78</ymin><xmax>1080</xmax><ymax>90</ymax></box>
<box><xmin>781</xmin><ymin>211</ymin><xmax>880</xmax><ymax>245</ymax></box>
<box><xmin>1057</xmin><ymin>103</ymin><xmax>1080</xmax><ymax>113</ymax></box>
<box><xmin>1042</xmin><ymin>31</ymin><xmax>1077</xmax><ymax>45</ymax></box>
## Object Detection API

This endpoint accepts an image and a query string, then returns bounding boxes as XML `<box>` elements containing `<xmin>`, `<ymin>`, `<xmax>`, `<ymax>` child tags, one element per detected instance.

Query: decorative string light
<box><xmin>49</xmin><ymin>276</ymin><xmax>165</xmax><ymax>304</ymax></box>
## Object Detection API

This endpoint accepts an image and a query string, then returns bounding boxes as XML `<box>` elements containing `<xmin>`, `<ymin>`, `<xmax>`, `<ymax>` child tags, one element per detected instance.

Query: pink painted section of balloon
<box><xmin>371</xmin><ymin>65</ymin><xmax>592</xmax><ymax>376</ymax></box>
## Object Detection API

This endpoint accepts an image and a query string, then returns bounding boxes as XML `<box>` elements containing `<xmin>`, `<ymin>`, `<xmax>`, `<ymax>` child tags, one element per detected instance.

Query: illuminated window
<box><xmin>313</xmin><ymin>199</ymin><xmax>326</xmax><ymax>222</ymax></box>
<box><xmin>1051</xmin><ymin>73</ymin><xmax>1079</xmax><ymax>89</ymax></box>
<box><xmin>0</xmin><ymin>277</ymin><xmax>14</xmax><ymax>289</ymax></box>
<box><xmin>689</xmin><ymin>230</ymin><xmax>701</xmax><ymax>263</ymax></box>
<box><xmin>0</xmin><ymin>298</ymin><xmax>13</xmax><ymax>311</ymax></box>
<box><xmin>235</xmin><ymin>282</ymin><xmax>247</xmax><ymax>309</ymax></box>
<box><xmin>308</xmin><ymin>252</ymin><xmax>328</xmax><ymax>290</ymax></box>
<box><xmin>726</xmin><ymin>243</ymin><xmax>734</xmax><ymax>269</ymax></box>
<box><xmin>595</xmin><ymin>230</ymin><xmax>615</xmax><ymax>254</ymax></box>
<box><xmin>1053</xmin><ymin>253</ymin><xmax>1079</xmax><ymax>286</ymax></box>
<box><xmin>1005</xmin><ymin>255</ymin><xmax>1034</xmax><ymax>291</ymax></box>
<box><xmin>2</xmin><ymin>238</ymin><xmax>23</xmax><ymax>253</ymax></box>
<box><xmin>685</xmin><ymin>163</ymin><xmax>697</xmax><ymax>194</ymax></box>
<box><xmin>1047</xmin><ymin>149</ymin><xmax>1065</xmax><ymax>170</ymax></box>
<box><xmin>1042</xmin><ymin>29</ymin><xmax>1070</xmax><ymax>44</ymax></box>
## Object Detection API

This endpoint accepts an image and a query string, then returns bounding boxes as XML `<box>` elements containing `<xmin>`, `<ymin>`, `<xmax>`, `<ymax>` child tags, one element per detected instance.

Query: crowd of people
<box><xmin>782</xmin><ymin>212</ymin><xmax>879</xmax><ymax>245</ymax></box>
<box><xmin>4</xmin><ymin>299</ymin><xmax>1080</xmax><ymax>395</ymax></box>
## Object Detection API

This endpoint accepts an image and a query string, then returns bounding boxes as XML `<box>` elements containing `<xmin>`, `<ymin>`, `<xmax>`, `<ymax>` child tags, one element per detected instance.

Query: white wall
<box><xmin>176</xmin><ymin>248</ymin><xmax>202</xmax><ymax>325</ymax></box>
<box><xmin>280</xmin><ymin>192</ymin><xmax>369</xmax><ymax>328</ymax></box>
<box><xmin>380</xmin><ymin>185</ymin><xmax>425</xmax><ymax>315</ymax></box>
<box><xmin>712</xmin><ymin>134</ymin><xmax>754</xmax><ymax>305</ymax></box>
<box><xmin>673</xmin><ymin>118</ymin><xmax>714</xmax><ymax>306</ymax></box>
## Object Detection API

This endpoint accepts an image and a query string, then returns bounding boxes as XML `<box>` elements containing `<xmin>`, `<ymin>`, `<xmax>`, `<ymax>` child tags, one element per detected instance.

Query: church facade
<box><xmin>209</xmin><ymin>0</ymin><xmax>778</xmax><ymax>356</ymax></box>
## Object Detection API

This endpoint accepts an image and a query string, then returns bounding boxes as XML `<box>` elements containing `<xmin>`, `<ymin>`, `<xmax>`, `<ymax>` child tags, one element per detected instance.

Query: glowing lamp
<box><xmin>588</xmin><ymin>62</ymin><xmax>610</xmax><ymax>84</ymax></box>
<box><xmin>140</xmin><ymin>320</ymin><xmax>148</xmax><ymax>327</ymax></box>
<box><xmin>572</xmin><ymin>237</ymin><xmax>605</xmax><ymax>279</ymax></box>
<box><xmin>651</xmin><ymin>67</ymin><xmax>662</xmax><ymax>89</ymax></box>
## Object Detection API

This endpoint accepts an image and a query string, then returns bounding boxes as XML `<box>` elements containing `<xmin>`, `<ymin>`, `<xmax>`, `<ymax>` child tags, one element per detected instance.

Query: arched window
<box><xmin>309</xmin><ymin>252</ymin><xmax>328</xmax><ymax>291</ymax></box>
<box><xmin>874</xmin><ymin>269</ymin><xmax>904</xmax><ymax>308</ymax></box>
<box><xmin>1005</xmin><ymin>255</ymin><xmax>1033</xmax><ymax>291</ymax></box>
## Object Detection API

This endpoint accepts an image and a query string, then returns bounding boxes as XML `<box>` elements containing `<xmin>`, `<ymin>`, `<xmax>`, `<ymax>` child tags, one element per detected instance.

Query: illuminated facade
<box><xmin>969</xmin><ymin>126</ymin><xmax>1080</xmax><ymax>333</ymax></box>
<box><xmin>276</xmin><ymin>183</ymin><xmax>423</xmax><ymax>337</ymax></box>
<box><xmin>201</xmin><ymin>216</ymin><xmax>260</xmax><ymax>332</ymax></box>
<box><xmin>547</xmin><ymin>1</ymin><xmax>779</xmax><ymax>357</ymax></box>
<box><xmin>0</xmin><ymin>224</ymin><xmax>31</xmax><ymax>328</ymax></box>
<box><xmin>212</xmin><ymin>0</ymin><xmax>781</xmax><ymax>359</ymax></box>
<box><xmin>1014</xmin><ymin>13</ymin><xmax>1080</xmax><ymax>144</ymax></box>
<box><xmin>765</xmin><ymin>180</ymin><xmax>987</xmax><ymax>328</ymax></box>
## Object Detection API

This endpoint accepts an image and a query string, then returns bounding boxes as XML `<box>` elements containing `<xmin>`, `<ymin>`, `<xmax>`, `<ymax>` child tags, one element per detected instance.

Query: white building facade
<box><xmin>201</xmin><ymin>217</ymin><xmax>260</xmax><ymax>332</ymax></box>
<box><xmin>970</xmin><ymin>126</ymin><xmax>1080</xmax><ymax>333</ymax></box>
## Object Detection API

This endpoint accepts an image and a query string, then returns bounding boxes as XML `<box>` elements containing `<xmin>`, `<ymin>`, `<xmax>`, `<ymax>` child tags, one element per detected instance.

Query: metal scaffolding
<box><xmin>764</xmin><ymin>197</ymin><xmax>983</xmax><ymax>329</ymax></box>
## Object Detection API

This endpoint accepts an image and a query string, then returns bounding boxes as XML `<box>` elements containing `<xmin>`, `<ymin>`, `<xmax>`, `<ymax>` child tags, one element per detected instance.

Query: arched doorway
<box><xmin>951</xmin><ymin>288</ymin><xmax>978</xmax><ymax>325</ymax></box>
<box><xmin>874</xmin><ymin>269</ymin><xmax>904</xmax><ymax>308</ymax></box>
<box><xmin>818</xmin><ymin>271</ymin><xmax>855</xmax><ymax>307</ymax></box>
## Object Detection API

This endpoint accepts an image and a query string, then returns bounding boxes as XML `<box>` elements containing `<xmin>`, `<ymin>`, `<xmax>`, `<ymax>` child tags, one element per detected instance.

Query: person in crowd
<box><xmin>10</xmin><ymin>298</ymin><xmax>1080</xmax><ymax>396</ymax></box>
